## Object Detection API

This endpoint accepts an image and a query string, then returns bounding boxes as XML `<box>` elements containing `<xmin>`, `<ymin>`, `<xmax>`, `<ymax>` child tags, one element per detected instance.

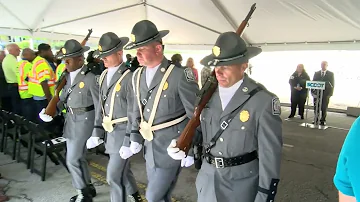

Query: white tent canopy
<box><xmin>1</xmin><ymin>0</ymin><xmax>360</xmax><ymax>51</ymax></box>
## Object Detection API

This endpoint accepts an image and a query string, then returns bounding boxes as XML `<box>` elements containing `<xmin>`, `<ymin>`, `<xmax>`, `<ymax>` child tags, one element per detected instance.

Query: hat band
<box><xmin>60</xmin><ymin>48</ymin><xmax>83</xmax><ymax>58</ymax></box>
<box><xmin>126</xmin><ymin>32</ymin><xmax>160</xmax><ymax>49</ymax></box>
<box><xmin>208</xmin><ymin>51</ymin><xmax>248</xmax><ymax>66</ymax></box>
<box><xmin>99</xmin><ymin>41</ymin><xmax>123</xmax><ymax>55</ymax></box>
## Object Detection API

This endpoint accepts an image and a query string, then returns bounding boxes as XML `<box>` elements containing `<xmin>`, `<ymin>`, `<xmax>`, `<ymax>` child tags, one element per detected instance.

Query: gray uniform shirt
<box><xmin>129</xmin><ymin>57</ymin><xmax>199</xmax><ymax>168</ymax></box>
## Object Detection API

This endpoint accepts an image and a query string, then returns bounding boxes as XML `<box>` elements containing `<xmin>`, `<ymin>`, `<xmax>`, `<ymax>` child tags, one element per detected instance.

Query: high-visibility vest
<box><xmin>16</xmin><ymin>60</ymin><xmax>33</xmax><ymax>99</ymax></box>
<box><xmin>28</xmin><ymin>56</ymin><xmax>56</xmax><ymax>97</ymax></box>
<box><xmin>55</xmin><ymin>63</ymin><xmax>66</xmax><ymax>81</ymax></box>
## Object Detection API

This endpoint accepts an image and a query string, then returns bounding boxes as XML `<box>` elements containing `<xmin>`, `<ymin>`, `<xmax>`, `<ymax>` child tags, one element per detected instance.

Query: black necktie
<box><xmin>321</xmin><ymin>72</ymin><xmax>324</xmax><ymax>77</ymax></box>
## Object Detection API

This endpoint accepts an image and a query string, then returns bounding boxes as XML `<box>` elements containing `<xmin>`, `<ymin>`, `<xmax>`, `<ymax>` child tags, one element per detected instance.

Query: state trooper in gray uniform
<box><xmin>39</xmin><ymin>39</ymin><xmax>99</xmax><ymax>202</ymax></box>
<box><xmin>86</xmin><ymin>32</ymin><xmax>142</xmax><ymax>202</ymax></box>
<box><xmin>168</xmin><ymin>32</ymin><xmax>283</xmax><ymax>202</ymax></box>
<box><xmin>123</xmin><ymin>20</ymin><xmax>199</xmax><ymax>202</ymax></box>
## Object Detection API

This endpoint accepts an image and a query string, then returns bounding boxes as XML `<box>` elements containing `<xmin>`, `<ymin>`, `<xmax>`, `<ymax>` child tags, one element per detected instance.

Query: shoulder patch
<box><xmin>272</xmin><ymin>97</ymin><xmax>281</xmax><ymax>115</ymax></box>
<box><xmin>290</xmin><ymin>75</ymin><xmax>294</xmax><ymax>79</ymax></box>
<box><xmin>184</xmin><ymin>67</ymin><xmax>195</xmax><ymax>82</ymax></box>
<box><xmin>95</xmin><ymin>75</ymin><xmax>100</xmax><ymax>86</ymax></box>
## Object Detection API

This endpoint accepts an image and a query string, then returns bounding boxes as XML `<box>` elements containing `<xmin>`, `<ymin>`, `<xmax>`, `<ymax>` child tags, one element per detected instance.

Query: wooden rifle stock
<box><xmin>44</xmin><ymin>29</ymin><xmax>93</xmax><ymax>118</ymax></box>
<box><xmin>176</xmin><ymin>3</ymin><xmax>257</xmax><ymax>154</ymax></box>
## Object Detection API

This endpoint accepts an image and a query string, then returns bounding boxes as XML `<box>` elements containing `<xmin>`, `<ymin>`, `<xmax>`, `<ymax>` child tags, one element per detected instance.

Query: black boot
<box><xmin>128</xmin><ymin>191</ymin><xmax>143</xmax><ymax>202</ymax></box>
<box><xmin>69</xmin><ymin>186</ymin><xmax>93</xmax><ymax>202</ymax></box>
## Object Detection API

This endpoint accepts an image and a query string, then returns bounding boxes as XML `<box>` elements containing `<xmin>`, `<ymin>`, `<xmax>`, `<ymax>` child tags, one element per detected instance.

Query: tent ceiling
<box><xmin>1</xmin><ymin>0</ymin><xmax>360</xmax><ymax>51</ymax></box>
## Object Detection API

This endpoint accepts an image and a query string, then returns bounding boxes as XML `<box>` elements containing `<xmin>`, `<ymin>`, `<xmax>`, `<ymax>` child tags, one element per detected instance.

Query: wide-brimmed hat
<box><xmin>92</xmin><ymin>32</ymin><xmax>129</xmax><ymax>59</ymax></box>
<box><xmin>56</xmin><ymin>39</ymin><xmax>90</xmax><ymax>59</ymax></box>
<box><xmin>124</xmin><ymin>20</ymin><xmax>169</xmax><ymax>50</ymax></box>
<box><xmin>200</xmin><ymin>32</ymin><xmax>262</xmax><ymax>67</ymax></box>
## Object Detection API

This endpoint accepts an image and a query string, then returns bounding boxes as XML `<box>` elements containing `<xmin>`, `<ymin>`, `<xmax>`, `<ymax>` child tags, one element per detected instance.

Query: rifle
<box><xmin>44</xmin><ymin>29</ymin><xmax>93</xmax><ymax>118</ymax></box>
<box><xmin>176</xmin><ymin>3</ymin><xmax>257</xmax><ymax>154</ymax></box>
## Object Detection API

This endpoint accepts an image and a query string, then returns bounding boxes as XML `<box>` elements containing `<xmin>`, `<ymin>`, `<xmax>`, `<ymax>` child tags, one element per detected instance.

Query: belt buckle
<box><xmin>214</xmin><ymin>157</ymin><xmax>224</xmax><ymax>168</ymax></box>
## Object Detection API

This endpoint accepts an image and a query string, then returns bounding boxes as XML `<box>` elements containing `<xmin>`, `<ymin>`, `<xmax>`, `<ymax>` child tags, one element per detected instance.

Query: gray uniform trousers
<box><xmin>145</xmin><ymin>162</ymin><xmax>182</xmax><ymax>202</ymax></box>
<box><xmin>107</xmin><ymin>154</ymin><xmax>137</xmax><ymax>201</ymax></box>
<box><xmin>66</xmin><ymin>135</ymin><xmax>92</xmax><ymax>189</ymax></box>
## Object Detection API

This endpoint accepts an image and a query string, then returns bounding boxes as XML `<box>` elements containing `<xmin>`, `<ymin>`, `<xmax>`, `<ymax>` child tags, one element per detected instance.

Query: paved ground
<box><xmin>0</xmin><ymin>107</ymin><xmax>356</xmax><ymax>202</ymax></box>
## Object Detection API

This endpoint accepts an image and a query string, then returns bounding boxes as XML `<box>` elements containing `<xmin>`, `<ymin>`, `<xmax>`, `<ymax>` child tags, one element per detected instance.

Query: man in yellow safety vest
<box><xmin>28</xmin><ymin>43</ymin><xmax>56</xmax><ymax>123</ymax></box>
<box><xmin>16</xmin><ymin>48</ymin><xmax>36</xmax><ymax>121</ymax></box>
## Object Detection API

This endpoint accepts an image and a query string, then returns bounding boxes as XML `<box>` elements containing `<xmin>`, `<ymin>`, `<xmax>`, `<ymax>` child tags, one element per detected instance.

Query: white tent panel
<box><xmin>39</xmin><ymin>0</ymin><xmax>141</xmax><ymax>29</ymax></box>
<box><xmin>40</xmin><ymin>5</ymin><xmax>145</xmax><ymax>39</ymax></box>
<box><xmin>147</xmin><ymin>0</ymin><xmax>233</xmax><ymax>34</ymax></box>
<box><xmin>146</xmin><ymin>6</ymin><xmax>220</xmax><ymax>45</ymax></box>
<box><xmin>0</xmin><ymin>2</ymin><xmax>29</xmax><ymax>29</ymax></box>
<box><xmin>0</xmin><ymin>0</ymin><xmax>51</xmax><ymax>30</ymax></box>
<box><xmin>221</xmin><ymin>0</ymin><xmax>360</xmax><ymax>45</ymax></box>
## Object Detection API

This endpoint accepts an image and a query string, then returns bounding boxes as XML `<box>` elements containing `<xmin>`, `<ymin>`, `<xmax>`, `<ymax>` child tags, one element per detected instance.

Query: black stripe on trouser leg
<box><xmin>79</xmin><ymin>144</ymin><xmax>89</xmax><ymax>189</ymax></box>
<box><xmin>120</xmin><ymin>158</ymin><xmax>129</xmax><ymax>202</ymax></box>
<box><xmin>163</xmin><ymin>165</ymin><xmax>181</xmax><ymax>202</ymax></box>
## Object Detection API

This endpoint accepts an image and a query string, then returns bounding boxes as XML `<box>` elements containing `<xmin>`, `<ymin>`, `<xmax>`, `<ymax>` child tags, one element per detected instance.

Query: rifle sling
<box><xmin>205</xmin><ymin>87</ymin><xmax>262</xmax><ymax>153</ymax></box>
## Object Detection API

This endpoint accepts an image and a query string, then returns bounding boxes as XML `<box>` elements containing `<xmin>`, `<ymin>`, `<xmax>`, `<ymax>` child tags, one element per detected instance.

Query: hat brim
<box><xmin>93</xmin><ymin>37</ymin><xmax>129</xmax><ymax>59</ymax></box>
<box><xmin>56</xmin><ymin>46</ymin><xmax>90</xmax><ymax>59</ymax></box>
<box><xmin>124</xmin><ymin>30</ymin><xmax>169</xmax><ymax>50</ymax></box>
<box><xmin>200</xmin><ymin>47</ymin><xmax>262</xmax><ymax>67</ymax></box>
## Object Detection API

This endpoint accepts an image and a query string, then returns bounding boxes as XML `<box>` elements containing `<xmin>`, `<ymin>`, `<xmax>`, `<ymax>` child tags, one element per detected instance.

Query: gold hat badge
<box><xmin>61</xmin><ymin>48</ymin><xmax>66</xmax><ymax>54</ymax></box>
<box><xmin>98</xmin><ymin>45</ymin><xmax>102</xmax><ymax>52</ymax></box>
<box><xmin>212</xmin><ymin>46</ymin><xmax>220</xmax><ymax>57</ymax></box>
<box><xmin>130</xmin><ymin>34</ymin><xmax>136</xmax><ymax>42</ymax></box>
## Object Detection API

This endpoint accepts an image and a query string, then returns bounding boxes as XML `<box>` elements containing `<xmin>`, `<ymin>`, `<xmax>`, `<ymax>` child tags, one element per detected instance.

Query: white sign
<box><xmin>306</xmin><ymin>81</ymin><xmax>326</xmax><ymax>90</ymax></box>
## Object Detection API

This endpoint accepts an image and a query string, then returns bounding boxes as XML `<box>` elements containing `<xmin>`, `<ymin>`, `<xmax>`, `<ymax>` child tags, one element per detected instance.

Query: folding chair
<box><xmin>28</xmin><ymin>121</ymin><xmax>69</xmax><ymax>181</ymax></box>
<box><xmin>2</xmin><ymin>111</ymin><xmax>17</xmax><ymax>159</ymax></box>
<box><xmin>13</xmin><ymin>114</ymin><xmax>33</xmax><ymax>169</ymax></box>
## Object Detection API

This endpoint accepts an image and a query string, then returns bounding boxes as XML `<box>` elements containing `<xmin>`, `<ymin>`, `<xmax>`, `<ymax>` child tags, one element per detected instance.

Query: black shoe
<box><xmin>300</xmin><ymin>115</ymin><xmax>304</xmax><ymax>120</ymax></box>
<box><xmin>129</xmin><ymin>191</ymin><xmax>143</xmax><ymax>202</ymax></box>
<box><xmin>320</xmin><ymin>122</ymin><xmax>326</xmax><ymax>126</ymax></box>
<box><xmin>288</xmin><ymin>115</ymin><xmax>294</xmax><ymax>119</ymax></box>
<box><xmin>70</xmin><ymin>185</ymin><xmax>96</xmax><ymax>202</ymax></box>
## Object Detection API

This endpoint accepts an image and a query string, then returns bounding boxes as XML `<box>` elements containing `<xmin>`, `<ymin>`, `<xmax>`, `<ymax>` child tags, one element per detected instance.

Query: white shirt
<box><xmin>69</xmin><ymin>67</ymin><xmax>82</xmax><ymax>85</ymax></box>
<box><xmin>146</xmin><ymin>63</ymin><xmax>161</xmax><ymax>88</ymax></box>
<box><xmin>218</xmin><ymin>79</ymin><xmax>243</xmax><ymax>110</ymax></box>
<box><xmin>107</xmin><ymin>63</ymin><xmax>122</xmax><ymax>86</ymax></box>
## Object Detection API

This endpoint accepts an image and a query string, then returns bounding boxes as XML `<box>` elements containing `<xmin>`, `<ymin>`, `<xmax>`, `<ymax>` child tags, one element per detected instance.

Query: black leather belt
<box><xmin>205</xmin><ymin>150</ymin><xmax>258</xmax><ymax>168</ymax></box>
<box><xmin>66</xmin><ymin>105</ymin><xmax>95</xmax><ymax>114</ymax></box>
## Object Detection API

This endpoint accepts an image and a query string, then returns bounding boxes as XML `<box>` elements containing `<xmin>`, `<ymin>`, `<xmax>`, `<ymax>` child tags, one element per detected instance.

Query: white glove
<box><xmin>167</xmin><ymin>139</ymin><xmax>186</xmax><ymax>160</ymax></box>
<box><xmin>181</xmin><ymin>156</ymin><xmax>194</xmax><ymax>167</ymax></box>
<box><xmin>86</xmin><ymin>137</ymin><xmax>104</xmax><ymax>149</ymax></box>
<box><xmin>119</xmin><ymin>146</ymin><xmax>133</xmax><ymax>159</ymax></box>
<box><xmin>129</xmin><ymin>141</ymin><xmax>142</xmax><ymax>154</ymax></box>
<box><xmin>39</xmin><ymin>108</ymin><xmax>53</xmax><ymax>122</ymax></box>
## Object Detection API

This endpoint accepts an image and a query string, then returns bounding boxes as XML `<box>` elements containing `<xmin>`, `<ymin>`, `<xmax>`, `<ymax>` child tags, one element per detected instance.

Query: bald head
<box><xmin>22</xmin><ymin>48</ymin><xmax>36</xmax><ymax>62</ymax></box>
<box><xmin>6</xmin><ymin>43</ymin><xmax>20</xmax><ymax>57</ymax></box>
<box><xmin>0</xmin><ymin>51</ymin><xmax>5</xmax><ymax>62</ymax></box>
<box><xmin>321</xmin><ymin>61</ymin><xmax>328</xmax><ymax>71</ymax></box>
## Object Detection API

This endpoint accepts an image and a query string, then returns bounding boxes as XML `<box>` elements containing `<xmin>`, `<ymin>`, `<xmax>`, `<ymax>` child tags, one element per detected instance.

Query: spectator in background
<box><xmin>0</xmin><ymin>50</ymin><xmax>10</xmax><ymax>110</ymax></box>
<box><xmin>312</xmin><ymin>61</ymin><xmax>335</xmax><ymax>125</ymax></box>
<box><xmin>86</xmin><ymin>50</ymin><xmax>103</xmax><ymax>75</ymax></box>
<box><xmin>125</xmin><ymin>53</ymin><xmax>132</xmax><ymax>67</ymax></box>
<box><xmin>186</xmin><ymin>57</ymin><xmax>198</xmax><ymax>81</ymax></box>
<box><xmin>334</xmin><ymin>117</ymin><xmax>360</xmax><ymax>202</ymax></box>
<box><xmin>288</xmin><ymin>64</ymin><xmax>310</xmax><ymax>119</ymax></box>
<box><xmin>171</xmin><ymin>53</ymin><xmax>183</xmax><ymax>67</ymax></box>
<box><xmin>130</xmin><ymin>56</ymin><xmax>140</xmax><ymax>72</ymax></box>
<box><xmin>2</xmin><ymin>43</ymin><xmax>21</xmax><ymax>114</ymax></box>
<box><xmin>200</xmin><ymin>65</ymin><xmax>212</xmax><ymax>88</ymax></box>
